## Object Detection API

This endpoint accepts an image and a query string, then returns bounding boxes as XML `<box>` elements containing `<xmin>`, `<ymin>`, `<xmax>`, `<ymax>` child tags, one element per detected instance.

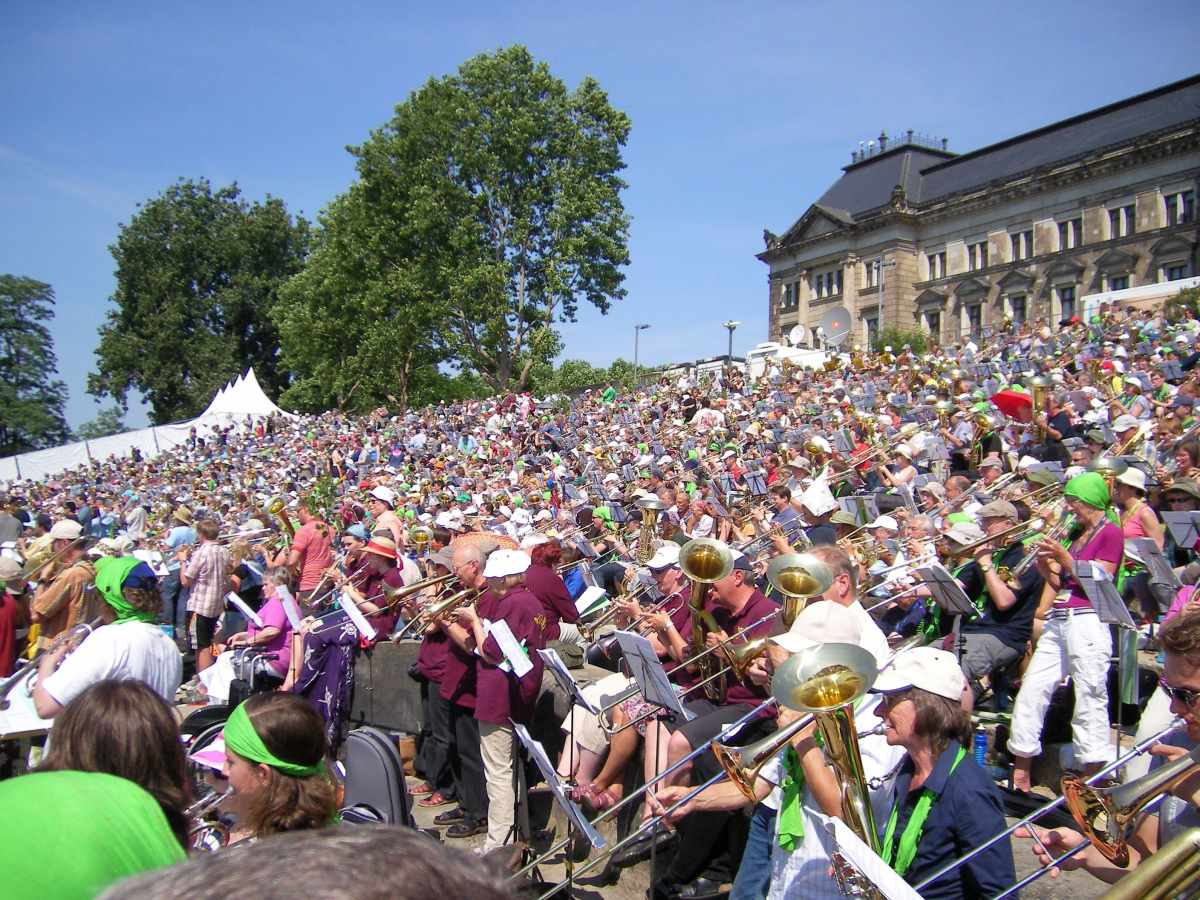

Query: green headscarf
<box><xmin>93</xmin><ymin>556</ymin><xmax>155</xmax><ymax>624</ymax></box>
<box><xmin>223</xmin><ymin>702</ymin><xmax>323</xmax><ymax>777</ymax></box>
<box><xmin>1064</xmin><ymin>471</ymin><xmax>1110</xmax><ymax>509</ymax></box>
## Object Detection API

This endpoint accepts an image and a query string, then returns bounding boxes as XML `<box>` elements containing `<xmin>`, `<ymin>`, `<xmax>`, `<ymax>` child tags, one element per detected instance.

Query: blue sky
<box><xmin>2</xmin><ymin>1</ymin><xmax>1198</xmax><ymax>431</ymax></box>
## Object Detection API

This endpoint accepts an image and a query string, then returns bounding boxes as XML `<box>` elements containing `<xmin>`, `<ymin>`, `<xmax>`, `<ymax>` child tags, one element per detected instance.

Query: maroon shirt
<box><xmin>523</xmin><ymin>563</ymin><xmax>579</xmax><ymax>642</ymax></box>
<box><xmin>710</xmin><ymin>588</ymin><xmax>778</xmax><ymax>707</ymax></box>
<box><xmin>417</xmin><ymin>628</ymin><xmax>450</xmax><ymax>682</ymax></box>
<box><xmin>475</xmin><ymin>585</ymin><xmax>548</xmax><ymax>726</ymax></box>
<box><xmin>370</xmin><ymin>567</ymin><xmax>405</xmax><ymax>639</ymax></box>
<box><xmin>440</xmin><ymin>587</ymin><xmax>493</xmax><ymax>710</ymax></box>
<box><xmin>0</xmin><ymin>590</ymin><xmax>18</xmax><ymax>677</ymax></box>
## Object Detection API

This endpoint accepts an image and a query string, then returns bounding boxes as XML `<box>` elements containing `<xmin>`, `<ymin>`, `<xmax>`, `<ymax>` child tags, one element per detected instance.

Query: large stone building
<box><xmin>759</xmin><ymin>74</ymin><xmax>1200</xmax><ymax>349</ymax></box>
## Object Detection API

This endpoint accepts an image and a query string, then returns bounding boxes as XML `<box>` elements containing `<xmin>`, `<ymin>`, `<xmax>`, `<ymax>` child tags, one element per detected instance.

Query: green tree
<box><xmin>871</xmin><ymin>326</ymin><xmax>927</xmax><ymax>356</ymax></box>
<box><xmin>89</xmin><ymin>178</ymin><xmax>309</xmax><ymax>424</ymax></box>
<box><xmin>274</xmin><ymin>185</ymin><xmax>450</xmax><ymax>414</ymax></box>
<box><xmin>1163</xmin><ymin>286</ymin><xmax>1200</xmax><ymax>323</ymax></box>
<box><xmin>549</xmin><ymin>358</ymin><xmax>607</xmax><ymax>394</ymax></box>
<box><xmin>0</xmin><ymin>275</ymin><xmax>71</xmax><ymax>455</ymax></box>
<box><xmin>74</xmin><ymin>406</ymin><xmax>126</xmax><ymax>441</ymax></box>
<box><xmin>346</xmin><ymin>45</ymin><xmax>631</xmax><ymax>392</ymax></box>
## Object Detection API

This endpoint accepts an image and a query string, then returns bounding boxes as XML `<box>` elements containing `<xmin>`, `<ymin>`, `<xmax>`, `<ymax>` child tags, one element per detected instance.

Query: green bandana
<box><xmin>223</xmin><ymin>703</ymin><xmax>323</xmax><ymax>777</ymax></box>
<box><xmin>94</xmin><ymin>557</ymin><xmax>154</xmax><ymax>624</ymax></box>
<box><xmin>1064</xmin><ymin>471</ymin><xmax>1109</xmax><ymax>509</ymax></box>
<box><xmin>777</xmin><ymin>745</ymin><xmax>807</xmax><ymax>851</ymax></box>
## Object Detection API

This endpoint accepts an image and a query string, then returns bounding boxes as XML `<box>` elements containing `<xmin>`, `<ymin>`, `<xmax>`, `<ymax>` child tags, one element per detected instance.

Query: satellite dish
<box><xmin>788</xmin><ymin>325</ymin><xmax>807</xmax><ymax>346</ymax></box>
<box><xmin>817</xmin><ymin>306</ymin><xmax>852</xmax><ymax>347</ymax></box>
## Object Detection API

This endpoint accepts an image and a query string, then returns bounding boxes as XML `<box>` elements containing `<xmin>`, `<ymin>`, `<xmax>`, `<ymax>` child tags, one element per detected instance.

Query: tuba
<box><xmin>1029</xmin><ymin>375</ymin><xmax>1053</xmax><ymax>444</ymax></box>
<box><xmin>678</xmin><ymin>538</ymin><xmax>734</xmax><ymax>703</ymax></box>
<box><xmin>410</xmin><ymin>524</ymin><xmax>434</xmax><ymax>557</ymax></box>
<box><xmin>636</xmin><ymin>497</ymin><xmax>669</xmax><ymax>564</ymax></box>
<box><xmin>766</xmin><ymin>553</ymin><xmax>833</xmax><ymax>629</ymax></box>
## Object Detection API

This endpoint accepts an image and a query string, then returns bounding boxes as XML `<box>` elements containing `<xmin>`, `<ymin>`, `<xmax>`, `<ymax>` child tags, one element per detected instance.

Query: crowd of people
<box><xmin>5</xmin><ymin>302</ymin><xmax>1200</xmax><ymax>899</ymax></box>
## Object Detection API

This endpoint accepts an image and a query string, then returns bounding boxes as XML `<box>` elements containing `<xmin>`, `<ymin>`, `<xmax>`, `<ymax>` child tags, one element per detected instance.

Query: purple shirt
<box><xmin>475</xmin><ymin>586</ymin><xmax>548</xmax><ymax>726</ymax></box>
<box><xmin>249</xmin><ymin>595</ymin><xmax>293</xmax><ymax>676</ymax></box>
<box><xmin>523</xmin><ymin>563</ymin><xmax>580</xmax><ymax>641</ymax></box>
<box><xmin>1059</xmin><ymin>520</ymin><xmax>1124</xmax><ymax>610</ymax></box>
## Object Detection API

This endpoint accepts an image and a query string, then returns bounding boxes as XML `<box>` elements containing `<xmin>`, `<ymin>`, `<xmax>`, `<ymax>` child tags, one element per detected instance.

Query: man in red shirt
<box><xmin>0</xmin><ymin>558</ymin><xmax>25</xmax><ymax>676</ymax></box>
<box><xmin>285</xmin><ymin>502</ymin><xmax>333</xmax><ymax>606</ymax></box>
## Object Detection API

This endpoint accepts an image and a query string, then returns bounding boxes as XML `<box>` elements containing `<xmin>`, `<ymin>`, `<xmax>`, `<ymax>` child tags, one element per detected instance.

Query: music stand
<box><xmin>718</xmin><ymin>474</ymin><xmax>738</xmax><ymax>496</ymax></box>
<box><xmin>708</xmin><ymin>498</ymin><xmax>731</xmax><ymax>519</ymax></box>
<box><xmin>1163</xmin><ymin>512</ymin><xmax>1200</xmax><ymax>550</ymax></box>
<box><xmin>622</xmin><ymin>464</ymin><xmax>636</xmax><ymax>483</ymax></box>
<box><xmin>833</xmin><ymin>429</ymin><xmax>856</xmax><ymax>455</ymax></box>
<box><xmin>613</xmin><ymin>630</ymin><xmax>693</xmax><ymax>721</ymax></box>
<box><xmin>914</xmin><ymin>563</ymin><xmax>979</xmax><ymax>664</ymax></box>
<box><xmin>606</xmin><ymin>502</ymin><xmax>629</xmax><ymax>524</ymax></box>
<box><xmin>1076</xmin><ymin>561</ymin><xmax>1141</xmax><ymax>735</ymax></box>
<box><xmin>1126</xmin><ymin>538</ymin><xmax>1183</xmax><ymax>591</ymax></box>
<box><xmin>744</xmin><ymin>471</ymin><xmax>768</xmax><ymax>498</ymax></box>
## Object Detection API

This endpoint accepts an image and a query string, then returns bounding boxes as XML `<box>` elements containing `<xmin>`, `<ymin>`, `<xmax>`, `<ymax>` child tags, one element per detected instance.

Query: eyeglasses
<box><xmin>1160</xmin><ymin>678</ymin><xmax>1200</xmax><ymax>708</ymax></box>
<box><xmin>1167</xmin><ymin>497</ymin><xmax>1194</xmax><ymax>505</ymax></box>
<box><xmin>876</xmin><ymin>692</ymin><xmax>912</xmax><ymax>711</ymax></box>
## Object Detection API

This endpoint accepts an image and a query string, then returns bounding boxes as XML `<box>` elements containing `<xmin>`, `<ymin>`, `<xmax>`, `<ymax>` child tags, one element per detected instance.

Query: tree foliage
<box><xmin>74</xmin><ymin>406</ymin><xmax>127</xmax><ymax>441</ymax></box>
<box><xmin>1163</xmin><ymin>286</ymin><xmax>1200</xmax><ymax>323</ymax></box>
<box><xmin>0</xmin><ymin>275</ymin><xmax>71</xmax><ymax>455</ymax></box>
<box><xmin>89</xmin><ymin>178</ymin><xmax>309</xmax><ymax>424</ymax></box>
<box><xmin>279</xmin><ymin>45</ymin><xmax>631</xmax><ymax>403</ymax></box>
<box><xmin>871</xmin><ymin>326</ymin><xmax>928</xmax><ymax>356</ymax></box>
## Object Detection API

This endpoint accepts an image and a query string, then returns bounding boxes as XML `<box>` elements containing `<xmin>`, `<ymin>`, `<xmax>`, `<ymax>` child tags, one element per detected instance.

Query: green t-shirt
<box><xmin>0</xmin><ymin>771</ymin><xmax>185</xmax><ymax>900</ymax></box>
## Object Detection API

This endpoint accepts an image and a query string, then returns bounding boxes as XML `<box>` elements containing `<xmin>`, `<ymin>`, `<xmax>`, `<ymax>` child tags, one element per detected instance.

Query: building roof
<box><xmin>783</xmin><ymin>73</ymin><xmax>1200</xmax><ymax>236</ymax></box>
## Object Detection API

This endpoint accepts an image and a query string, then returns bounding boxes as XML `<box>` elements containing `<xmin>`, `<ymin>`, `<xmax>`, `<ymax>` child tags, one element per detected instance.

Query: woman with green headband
<box><xmin>220</xmin><ymin>693</ymin><xmax>336</xmax><ymax>842</ymax></box>
<box><xmin>1008</xmin><ymin>470</ymin><xmax>1122</xmax><ymax>793</ymax></box>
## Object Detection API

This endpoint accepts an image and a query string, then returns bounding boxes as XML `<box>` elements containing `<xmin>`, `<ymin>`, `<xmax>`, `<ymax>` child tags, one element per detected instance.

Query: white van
<box><xmin>744</xmin><ymin>342</ymin><xmax>828</xmax><ymax>379</ymax></box>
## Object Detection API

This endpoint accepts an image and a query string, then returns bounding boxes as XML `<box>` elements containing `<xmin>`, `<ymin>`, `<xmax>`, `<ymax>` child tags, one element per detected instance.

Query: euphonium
<box><xmin>264</xmin><ymin>494</ymin><xmax>295</xmax><ymax>544</ymax></box>
<box><xmin>1064</xmin><ymin>744</ymin><xmax>1200</xmax><ymax>867</ymax></box>
<box><xmin>1029</xmin><ymin>375</ymin><xmax>1054</xmax><ymax>444</ymax></box>
<box><xmin>410</xmin><ymin>524</ymin><xmax>434</xmax><ymax>557</ymax></box>
<box><xmin>636</xmin><ymin>497</ymin><xmax>669</xmax><ymax>564</ymax></box>
<box><xmin>766</xmin><ymin>553</ymin><xmax>833</xmax><ymax>629</ymax></box>
<box><xmin>775</xmin><ymin>642</ymin><xmax>882</xmax><ymax>853</ymax></box>
<box><xmin>679</xmin><ymin>538</ymin><xmax>734</xmax><ymax>703</ymax></box>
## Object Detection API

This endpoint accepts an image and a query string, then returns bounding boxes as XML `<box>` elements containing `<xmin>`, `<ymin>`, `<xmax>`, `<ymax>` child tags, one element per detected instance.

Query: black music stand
<box><xmin>744</xmin><ymin>471</ymin><xmax>768</xmax><ymax>498</ymax></box>
<box><xmin>1075</xmin><ymin>560</ymin><xmax>1140</xmax><ymax>749</ymax></box>
<box><xmin>613</xmin><ymin>630</ymin><xmax>693</xmax><ymax>721</ymax></box>
<box><xmin>914</xmin><ymin>563</ymin><xmax>978</xmax><ymax>665</ymax></box>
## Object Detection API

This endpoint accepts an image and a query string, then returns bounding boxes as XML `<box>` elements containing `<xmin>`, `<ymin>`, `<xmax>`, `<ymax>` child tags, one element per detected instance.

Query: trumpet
<box><xmin>390</xmin><ymin>587</ymin><xmax>480</xmax><ymax>641</ymax></box>
<box><xmin>410</xmin><ymin>524</ymin><xmax>434</xmax><ymax>557</ymax></box>
<box><xmin>581</xmin><ymin>581</ymin><xmax>657</xmax><ymax>640</ymax></box>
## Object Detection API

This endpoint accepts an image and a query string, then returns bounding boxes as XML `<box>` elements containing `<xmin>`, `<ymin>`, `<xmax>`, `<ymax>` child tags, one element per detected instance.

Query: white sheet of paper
<box><xmin>275</xmin><ymin>585</ymin><xmax>303</xmax><ymax>631</ymax></box>
<box><xmin>828</xmin><ymin>818</ymin><xmax>925</xmax><ymax>900</ymax></box>
<box><xmin>483</xmin><ymin>618</ymin><xmax>534</xmax><ymax>678</ymax></box>
<box><xmin>337</xmin><ymin>592</ymin><xmax>377</xmax><ymax>642</ymax></box>
<box><xmin>576</xmin><ymin>585</ymin><xmax>609</xmax><ymax>616</ymax></box>
<box><xmin>226</xmin><ymin>591</ymin><xmax>264</xmax><ymax>628</ymax></box>
<box><xmin>133</xmin><ymin>549</ymin><xmax>169</xmax><ymax>577</ymax></box>
<box><xmin>0</xmin><ymin>669</ymin><xmax>52</xmax><ymax>740</ymax></box>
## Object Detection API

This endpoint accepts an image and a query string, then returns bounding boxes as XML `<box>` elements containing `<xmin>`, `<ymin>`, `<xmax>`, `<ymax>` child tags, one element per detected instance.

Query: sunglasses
<box><xmin>1160</xmin><ymin>678</ymin><xmax>1200</xmax><ymax>708</ymax></box>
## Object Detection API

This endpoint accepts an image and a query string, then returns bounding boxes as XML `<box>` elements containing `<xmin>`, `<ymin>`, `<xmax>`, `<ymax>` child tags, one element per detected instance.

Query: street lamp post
<box><xmin>634</xmin><ymin>323</ymin><xmax>650</xmax><ymax>379</ymax></box>
<box><xmin>722</xmin><ymin>320</ymin><xmax>740</xmax><ymax>366</ymax></box>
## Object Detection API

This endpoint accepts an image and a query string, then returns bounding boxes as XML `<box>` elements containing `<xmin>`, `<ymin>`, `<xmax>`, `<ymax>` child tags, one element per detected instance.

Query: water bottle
<box><xmin>973</xmin><ymin>731</ymin><xmax>987</xmax><ymax>766</ymax></box>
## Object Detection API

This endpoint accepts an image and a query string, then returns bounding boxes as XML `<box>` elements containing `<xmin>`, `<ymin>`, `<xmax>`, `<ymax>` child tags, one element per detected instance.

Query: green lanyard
<box><xmin>882</xmin><ymin>746</ymin><xmax>966</xmax><ymax>877</ymax></box>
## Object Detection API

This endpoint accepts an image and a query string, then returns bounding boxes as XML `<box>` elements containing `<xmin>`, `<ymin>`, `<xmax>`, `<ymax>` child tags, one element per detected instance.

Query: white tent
<box><xmin>0</xmin><ymin>368</ymin><xmax>294</xmax><ymax>483</ymax></box>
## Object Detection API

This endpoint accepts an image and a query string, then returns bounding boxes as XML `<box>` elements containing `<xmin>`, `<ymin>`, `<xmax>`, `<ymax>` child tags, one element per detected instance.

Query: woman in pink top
<box><xmin>1114</xmin><ymin>468</ymin><xmax>1163</xmax><ymax>547</ymax></box>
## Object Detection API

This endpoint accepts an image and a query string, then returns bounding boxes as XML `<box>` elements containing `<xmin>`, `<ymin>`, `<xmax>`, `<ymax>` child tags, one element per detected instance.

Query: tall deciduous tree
<box><xmin>0</xmin><ymin>276</ymin><xmax>71</xmax><ymax>455</ymax></box>
<box><xmin>89</xmin><ymin>178</ymin><xmax>309</xmax><ymax>424</ymax></box>
<box><xmin>287</xmin><ymin>45</ymin><xmax>630</xmax><ymax>397</ymax></box>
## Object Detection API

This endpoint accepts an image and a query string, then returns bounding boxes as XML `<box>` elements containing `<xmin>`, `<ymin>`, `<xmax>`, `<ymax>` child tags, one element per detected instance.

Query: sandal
<box><xmin>569</xmin><ymin>783</ymin><xmax>594</xmax><ymax>803</ymax></box>
<box><xmin>417</xmin><ymin>791</ymin><xmax>453</xmax><ymax>808</ymax></box>
<box><xmin>444</xmin><ymin>817</ymin><xmax>487</xmax><ymax>838</ymax></box>
<box><xmin>580</xmin><ymin>785</ymin><xmax>620</xmax><ymax>817</ymax></box>
<box><xmin>434</xmin><ymin>806</ymin><xmax>467</xmax><ymax>825</ymax></box>
<box><xmin>409</xmin><ymin>782</ymin><xmax>435</xmax><ymax>796</ymax></box>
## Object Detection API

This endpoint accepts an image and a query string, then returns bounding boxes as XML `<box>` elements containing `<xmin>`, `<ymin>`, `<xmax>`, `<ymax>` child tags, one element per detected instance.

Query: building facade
<box><xmin>759</xmin><ymin>75</ymin><xmax>1200</xmax><ymax>348</ymax></box>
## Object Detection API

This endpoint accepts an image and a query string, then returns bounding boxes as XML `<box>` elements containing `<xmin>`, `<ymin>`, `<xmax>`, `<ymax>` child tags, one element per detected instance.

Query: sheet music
<box><xmin>1163</xmin><ymin>512</ymin><xmax>1200</xmax><ymax>550</ymax></box>
<box><xmin>1127</xmin><ymin>538</ymin><xmax>1183</xmax><ymax>590</ymax></box>
<box><xmin>484</xmin><ymin>618</ymin><xmax>534</xmax><ymax>678</ymax></box>
<box><xmin>275</xmin><ymin>585</ymin><xmax>303</xmax><ymax>631</ymax></box>
<box><xmin>537</xmin><ymin>648</ymin><xmax>600</xmax><ymax>714</ymax></box>
<box><xmin>514</xmin><ymin>723</ymin><xmax>607</xmax><ymax>850</ymax></box>
<box><xmin>0</xmin><ymin>669</ymin><xmax>53</xmax><ymax>740</ymax></box>
<box><xmin>226</xmin><ymin>591</ymin><xmax>264</xmax><ymax>628</ymax></box>
<box><xmin>1077</xmin><ymin>561</ymin><xmax>1138</xmax><ymax>629</ymax></box>
<box><xmin>133</xmin><ymin>549</ymin><xmax>170</xmax><ymax>578</ymax></box>
<box><xmin>827</xmin><ymin>818</ymin><xmax>926</xmax><ymax>900</ymax></box>
<box><xmin>576</xmin><ymin>585</ymin><xmax>609</xmax><ymax>616</ymax></box>
<box><xmin>336</xmin><ymin>591</ymin><xmax>378</xmax><ymax>642</ymax></box>
<box><xmin>914</xmin><ymin>564</ymin><xmax>977</xmax><ymax>617</ymax></box>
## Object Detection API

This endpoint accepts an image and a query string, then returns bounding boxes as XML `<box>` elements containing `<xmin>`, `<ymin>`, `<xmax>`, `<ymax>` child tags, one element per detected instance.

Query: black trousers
<box><xmin>661</xmin><ymin>703</ymin><xmax>777</xmax><ymax>887</ymax></box>
<box><xmin>420</xmin><ymin>679</ymin><xmax>457</xmax><ymax>800</ymax></box>
<box><xmin>448</xmin><ymin>701</ymin><xmax>488</xmax><ymax>821</ymax></box>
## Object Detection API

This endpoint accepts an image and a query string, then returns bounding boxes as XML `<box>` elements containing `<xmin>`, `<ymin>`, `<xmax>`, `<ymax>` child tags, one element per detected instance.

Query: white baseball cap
<box><xmin>483</xmin><ymin>549</ymin><xmax>531</xmax><ymax>578</ymax></box>
<box><xmin>872</xmin><ymin>647</ymin><xmax>965</xmax><ymax>702</ymax></box>
<box><xmin>867</xmin><ymin>515</ymin><xmax>898</xmax><ymax>531</ymax></box>
<box><xmin>369</xmin><ymin>486</ymin><xmax>396</xmax><ymax>506</ymax></box>
<box><xmin>772</xmin><ymin>601</ymin><xmax>861</xmax><ymax>654</ymax></box>
<box><xmin>646</xmin><ymin>544</ymin><xmax>681</xmax><ymax>571</ymax></box>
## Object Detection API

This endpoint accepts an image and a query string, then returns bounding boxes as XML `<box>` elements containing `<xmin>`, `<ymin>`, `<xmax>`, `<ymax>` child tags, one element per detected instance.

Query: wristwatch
<box><xmin>979</xmin><ymin>563</ymin><xmax>994</xmax><ymax>573</ymax></box>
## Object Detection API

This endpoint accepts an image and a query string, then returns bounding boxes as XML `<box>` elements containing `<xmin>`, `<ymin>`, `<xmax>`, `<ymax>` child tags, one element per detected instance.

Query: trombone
<box><xmin>390</xmin><ymin>587</ymin><xmax>480</xmax><ymax>641</ymax></box>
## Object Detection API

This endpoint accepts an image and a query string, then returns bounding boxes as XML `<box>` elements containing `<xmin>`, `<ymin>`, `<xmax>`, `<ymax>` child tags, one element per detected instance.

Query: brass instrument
<box><xmin>1029</xmin><ymin>375</ymin><xmax>1054</xmax><ymax>444</ymax></box>
<box><xmin>1064</xmin><ymin>743</ymin><xmax>1200</xmax><ymax>866</ymax></box>
<box><xmin>264</xmin><ymin>494</ymin><xmax>295</xmax><ymax>547</ymax></box>
<box><xmin>636</xmin><ymin>497</ymin><xmax>668</xmax><ymax>564</ymax></box>
<box><xmin>934</xmin><ymin>400</ymin><xmax>955</xmax><ymax>430</ymax></box>
<box><xmin>765</xmin><ymin>553</ymin><xmax>833</xmax><ymax>628</ymax></box>
<box><xmin>410</xmin><ymin>524</ymin><xmax>434</xmax><ymax>557</ymax></box>
<box><xmin>1096</xmin><ymin>827</ymin><xmax>1200</xmax><ymax>900</ymax></box>
<box><xmin>775</xmin><ymin>642</ymin><xmax>882</xmax><ymax>854</ymax></box>
<box><xmin>390</xmin><ymin>587</ymin><xmax>479</xmax><ymax>641</ymax></box>
<box><xmin>15</xmin><ymin>536</ymin><xmax>87</xmax><ymax>587</ymax></box>
<box><xmin>969</xmin><ymin>413</ymin><xmax>994</xmax><ymax>471</ymax></box>
<box><xmin>945</xmin><ymin>517</ymin><xmax>1045</xmax><ymax>567</ymax></box>
<box><xmin>1088</xmin><ymin>456</ymin><xmax>1130</xmax><ymax>497</ymax></box>
<box><xmin>679</xmin><ymin>538</ymin><xmax>734</xmax><ymax>703</ymax></box>
<box><xmin>0</xmin><ymin>616</ymin><xmax>103</xmax><ymax>710</ymax></box>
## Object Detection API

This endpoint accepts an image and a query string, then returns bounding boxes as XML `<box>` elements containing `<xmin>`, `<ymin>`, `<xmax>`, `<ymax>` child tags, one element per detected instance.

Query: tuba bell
<box><xmin>679</xmin><ymin>538</ymin><xmax>734</xmax><ymax>703</ymax></box>
<box><xmin>410</xmin><ymin>524</ymin><xmax>434</xmax><ymax>557</ymax></box>
<box><xmin>766</xmin><ymin>553</ymin><xmax>833</xmax><ymax>629</ymax></box>
<box><xmin>264</xmin><ymin>494</ymin><xmax>295</xmax><ymax>544</ymax></box>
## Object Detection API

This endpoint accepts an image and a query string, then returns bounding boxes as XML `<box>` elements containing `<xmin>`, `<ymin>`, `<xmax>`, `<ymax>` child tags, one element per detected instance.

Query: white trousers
<box><xmin>1125</xmin><ymin>684</ymin><xmax>1176</xmax><ymax>780</ymax></box>
<box><xmin>1009</xmin><ymin>612</ymin><xmax>1113</xmax><ymax>764</ymax></box>
<box><xmin>479</xmin><ymin>721</ymin><xmax>517</xmax><ymax>852</ymax></box>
